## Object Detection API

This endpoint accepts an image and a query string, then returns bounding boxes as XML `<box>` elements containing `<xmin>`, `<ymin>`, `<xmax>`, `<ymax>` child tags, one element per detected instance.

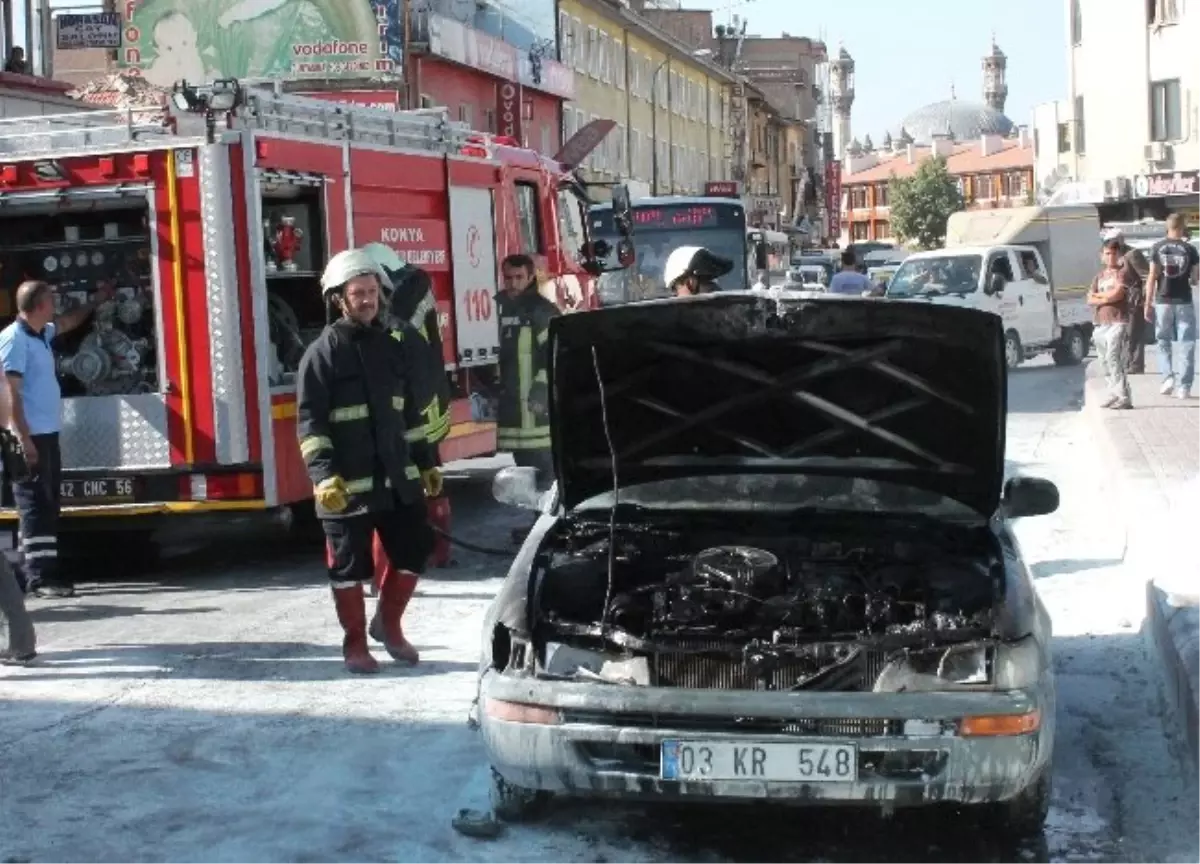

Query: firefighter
<box><xmin>297</xmin><ymin>249</ymin><xmax>439</xmax><ymax>674</ymax></box>
<box><xmin>663</xmin><ymin>246</ymin><xmax>734</xmax><ymax>297</ymax></box>
<box><xmin>496</xmin><ymin>253</ymin><xmax>559</xmax><ymax>490</ymax></box>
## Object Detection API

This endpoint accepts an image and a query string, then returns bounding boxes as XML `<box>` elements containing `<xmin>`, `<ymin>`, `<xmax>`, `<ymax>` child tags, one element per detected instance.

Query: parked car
<box><xmin>478</xmin><ymin>293</ymin><xmax>1059</xmax><ymax>836</ymax></box>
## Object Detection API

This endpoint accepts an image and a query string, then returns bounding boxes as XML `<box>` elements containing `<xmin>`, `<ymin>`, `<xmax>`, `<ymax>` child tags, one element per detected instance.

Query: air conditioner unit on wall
<box><xmin>1144</xmin><ymin>141</ymin><xmax>1170</xmax><ymax>163</ymax></box>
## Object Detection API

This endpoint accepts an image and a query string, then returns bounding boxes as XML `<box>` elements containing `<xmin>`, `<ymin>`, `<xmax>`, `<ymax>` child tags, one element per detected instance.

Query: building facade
<box><xmin>556</xmin><ymin>0</ymin><xmax>735</xmax><ymax>198</ymax></box>
<box><xmin>406</xmin><ymin>1</ymin><xmax>574</xmax><ymax>156</ymax></box>
<box><xmin>1032</xmin><ymin>0</ymin><xmax>1198</xmax><ymax>223</ymax></box>
<box><xmin>840</xmin><ymin>132</ymin><xmax>1035</xmax><ymax>244</ymax></box>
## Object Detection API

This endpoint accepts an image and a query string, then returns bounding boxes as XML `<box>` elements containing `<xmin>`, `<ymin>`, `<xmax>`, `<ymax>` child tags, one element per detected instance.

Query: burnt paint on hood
<box><xmin>548</xmin><ymin>293</ymin><xmax>1007</xmax><ymax>516</ymax></box>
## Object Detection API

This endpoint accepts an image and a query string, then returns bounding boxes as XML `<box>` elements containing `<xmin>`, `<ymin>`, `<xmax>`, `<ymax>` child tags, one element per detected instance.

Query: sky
<box><xmin>684</xmin><ymin>0</ymin><xmax>1068</xmax><ymax>137</ymax></box>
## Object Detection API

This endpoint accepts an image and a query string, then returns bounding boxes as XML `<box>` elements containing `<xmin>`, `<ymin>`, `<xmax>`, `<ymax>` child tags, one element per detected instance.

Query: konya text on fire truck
<box><xmin>0</xmin><ymin>83</ymin><xmax>633</xmax><ymax>538</ymax></box>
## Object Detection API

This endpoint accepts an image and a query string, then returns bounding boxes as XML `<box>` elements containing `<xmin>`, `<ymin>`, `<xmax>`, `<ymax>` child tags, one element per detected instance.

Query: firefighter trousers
<box><xmin>323</xmin><ymin>497</ymin><xmax>433</xmax><ymax>586</ymax></box>
<box><xmin>13</xmin><ymin>433</ymin><xmax>65</xmax><ymax>590</ymax></box>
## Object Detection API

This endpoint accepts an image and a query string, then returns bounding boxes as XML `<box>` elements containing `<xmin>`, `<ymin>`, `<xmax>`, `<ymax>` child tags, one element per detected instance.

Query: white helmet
<box><xmin>320</xmin><ymin>249</ymin><xmax>383</xmax><ymax>297</ymax></box>
<box><xmin>360</xmin><ymin>242</ymin><xmax>406</xmax><ymax>292</ymax></box>
<box><xmin>662</xmin><ymin>245</ymin><xmax>734</xmax><ymax>290</ymax></box>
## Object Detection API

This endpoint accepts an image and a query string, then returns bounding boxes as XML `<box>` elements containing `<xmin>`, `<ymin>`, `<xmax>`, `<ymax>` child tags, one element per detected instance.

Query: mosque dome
<box><xmin>892</xmin><ymin>99</ymin><xmax>1014</xmax><ymax>145</ymax></box>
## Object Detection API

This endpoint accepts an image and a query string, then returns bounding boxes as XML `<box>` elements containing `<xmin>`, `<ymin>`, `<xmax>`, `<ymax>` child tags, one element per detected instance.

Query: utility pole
<box><xmin>650</xmin><ymin>57</ymin><xmax>668</xmax><ymax>195</ymax></box>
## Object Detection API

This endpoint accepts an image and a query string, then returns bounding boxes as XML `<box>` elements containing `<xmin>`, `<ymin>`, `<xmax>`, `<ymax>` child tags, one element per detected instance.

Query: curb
<box><xmin>1082</xmin><ymin>369</ymin><xmax>1200</xmax><ymax>770</ymax></box>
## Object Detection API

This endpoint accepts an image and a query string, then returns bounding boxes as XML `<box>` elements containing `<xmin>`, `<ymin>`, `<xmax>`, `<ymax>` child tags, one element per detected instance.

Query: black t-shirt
<box><xmin>1149</xmin><ymin>237</ymin><xmax>1199</xmax><ymax>304</ymax></box>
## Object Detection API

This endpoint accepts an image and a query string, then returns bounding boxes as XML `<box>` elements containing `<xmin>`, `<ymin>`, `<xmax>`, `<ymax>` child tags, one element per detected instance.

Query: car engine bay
<box><xmin>530</xmin><ymin>513</ymin><xmax>1004</xmax><ymax>691</ymax></box>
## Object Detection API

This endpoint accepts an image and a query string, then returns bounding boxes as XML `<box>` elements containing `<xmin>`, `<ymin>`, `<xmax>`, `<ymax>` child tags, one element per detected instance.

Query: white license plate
<box><xmin>60</xmin><ymin>477</ymin><xmax>134</xmax><ymax>502</ymax></box>
<box><xmin>661</xmin><ymin>739</ymin><xmax>857</xmax><ymax>782</ymax></box>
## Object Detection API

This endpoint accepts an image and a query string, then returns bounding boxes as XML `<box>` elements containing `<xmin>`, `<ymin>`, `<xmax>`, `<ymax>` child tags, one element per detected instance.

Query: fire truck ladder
<box><xmin>238</xmin><ymin>88</ymin><xmax>474</xmax><ymax>155</ymax></box>
<box><xmin>0</xmin><ymin>106</ymin><xmax>172</xmax><ymax>158</ymax></box>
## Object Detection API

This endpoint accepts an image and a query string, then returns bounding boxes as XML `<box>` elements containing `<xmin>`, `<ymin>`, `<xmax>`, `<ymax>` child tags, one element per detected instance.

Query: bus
<box><xmin>588</xmin><ymin>196</ymin><xmax>751</xmax><ymax>304</ymax></box>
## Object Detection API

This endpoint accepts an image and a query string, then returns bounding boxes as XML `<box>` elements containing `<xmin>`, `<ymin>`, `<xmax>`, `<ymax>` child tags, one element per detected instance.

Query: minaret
<box><xmin>829</xmin><ymin>45</ymin><xmax>855</xmax><ymax>160</ymax></box>
<box><xmin>983</xmin><ymin>38</ymin><xmax>1008</xmax><ymax>113</ymax></box>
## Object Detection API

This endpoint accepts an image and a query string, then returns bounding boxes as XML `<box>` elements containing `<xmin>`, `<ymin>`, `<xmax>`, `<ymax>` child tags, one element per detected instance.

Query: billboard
<box><xmin>117</xmin><ymin>0</ymin><xmax>402</xmax><ymax>86</ymax></box>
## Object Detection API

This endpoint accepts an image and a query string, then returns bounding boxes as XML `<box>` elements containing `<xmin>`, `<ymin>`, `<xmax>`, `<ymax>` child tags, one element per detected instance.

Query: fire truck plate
<box><xmin>60</xmin><ymin>477</ymin><xmax>135</xmax><ymax>502</ymax></box>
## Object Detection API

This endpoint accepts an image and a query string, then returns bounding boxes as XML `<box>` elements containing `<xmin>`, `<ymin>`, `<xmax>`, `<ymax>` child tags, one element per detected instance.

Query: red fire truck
<box><xmin>0</xmin><ymin>84</ymin><xmax>619</xmax><ymax>545</ymax></box>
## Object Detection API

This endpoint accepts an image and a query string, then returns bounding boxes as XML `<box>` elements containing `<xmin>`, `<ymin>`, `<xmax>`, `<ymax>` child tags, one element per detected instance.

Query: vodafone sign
<box><xmin>497</xmin><ymin>82</ymin><xmax>523</xmax><ymax>141</ymax></box>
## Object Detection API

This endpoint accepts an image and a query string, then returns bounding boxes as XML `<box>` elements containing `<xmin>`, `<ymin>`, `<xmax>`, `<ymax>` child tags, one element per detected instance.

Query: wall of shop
<box><xmin>413</xmin><ymin>56</ymin><xmax>561</xmax><ymax>156</ymax></box>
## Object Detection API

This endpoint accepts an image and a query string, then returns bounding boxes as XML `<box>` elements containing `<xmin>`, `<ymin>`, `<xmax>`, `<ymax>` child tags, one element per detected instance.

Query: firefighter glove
<box><xmin>315</xmin><ymin>475</ymin><xmax>349</xmax><ymax>513</ymax></box>
<box><xmin>420</xmin><ymin>467</ymin><xmax>444</xmax><ymax>498</ymax></box>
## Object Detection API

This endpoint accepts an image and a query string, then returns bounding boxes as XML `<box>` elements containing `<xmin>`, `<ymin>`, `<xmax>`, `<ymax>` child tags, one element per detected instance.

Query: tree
<box><xmin>887</xmin><ymin>156</ymin><xmax>965</xmax><ymax>250</ymax></box>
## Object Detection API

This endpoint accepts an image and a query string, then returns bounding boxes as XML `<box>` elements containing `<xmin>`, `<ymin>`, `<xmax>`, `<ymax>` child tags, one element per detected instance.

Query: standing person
<box><xmin>1088</xmin><ymin>236</ymin><xmax>1136</xmax><ymax>410</ymax></box>
<box><xmin>496</xmin><ymin>254</ymin><xmax>558</xmax><ymax>491</ymax></box>
<box><xmin>296</xmin><ymin>250</ymin><xmax>437</xmax><ymax>674</ymax></box>
<box><xmin>1144</xmin><ymin>213</ymin><xmax>1200</xmax><ymax>398</ymax></box>
<box><xmin>4</xmin><ymin>47</ymin><xmax>26</xmax><ymax>74</ymax></box>
<box><xmin>1103</xmin><ymin>231</ymin><xmax>1150</xmax><ymax>374</ymax></box>
<box><xmin>0</xmin><ymin>280</ymin><xmax>113</xmax><ymax>598</ymax></box>
<box><xmin>0</xmin><ymin>382</ymin><xmax>35</xmax><ymax>665</ymax></box>
<box><xmin>664</xmin><ymin>246</ymin><xmax>733</xmax><ymax>297</ymax></box>
<box><xmin>827</xmin><ymin>250</ymin><xmax>872</xmax><ymax>295</ymax></box>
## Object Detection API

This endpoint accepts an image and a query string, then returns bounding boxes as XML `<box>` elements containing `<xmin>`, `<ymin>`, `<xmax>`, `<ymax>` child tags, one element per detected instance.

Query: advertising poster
<box><xmin>117</xmin><ymin>0</ymin><xmax>403</xmax><ymax>86</ymax></box>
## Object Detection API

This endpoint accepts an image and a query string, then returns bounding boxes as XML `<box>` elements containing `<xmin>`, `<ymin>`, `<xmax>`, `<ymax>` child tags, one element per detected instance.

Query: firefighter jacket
<box><xmin>386</xmin><ymin>265</ymin><xmax>451</xmax><ymax>444</ymax></box>
<box><xmin>297</xmin><ymin>318</ymin><xmax>436</xmax><ymax>519</ymax></box>
<box><xmin>496</xmin><ymin>285</ymin><xmax>559</xmax><ymax>454</ymax></box>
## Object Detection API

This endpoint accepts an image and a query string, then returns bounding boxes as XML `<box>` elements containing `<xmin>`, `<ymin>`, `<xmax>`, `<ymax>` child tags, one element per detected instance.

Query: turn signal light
<box><xmin>131</xmin><ymin>153</ymin><xmax>151</xmax><ymax>175</ymax></box>
<box><xmin>484</xmin><ymin>699</ymin><xmax>561</xmax><ymax>725</ymax></box>
<box><xmin>182</xmin><ymin>472</ymin><xmax>262</xmax><ymax>501</ymax></box>
<box><xmin>0</xmin><ymin>165</ymin><xmax>16</xmax><ymax>184</ymax></box>
<box><xmin>960</xmin><ymin>710</ymin><xmax>1041</xmax><ymax>737</ymax></box>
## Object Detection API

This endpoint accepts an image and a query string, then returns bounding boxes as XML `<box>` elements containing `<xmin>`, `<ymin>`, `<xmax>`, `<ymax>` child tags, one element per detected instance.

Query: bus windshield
<box><xmin>590</xmin><ymin>201</ymin><xmax>748</xmax><ymax>304</ymax></box>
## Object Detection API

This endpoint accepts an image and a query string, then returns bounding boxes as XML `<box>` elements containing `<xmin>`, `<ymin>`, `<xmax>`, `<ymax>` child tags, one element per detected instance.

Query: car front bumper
<box><xmin>479</xmin><ymin>672</ymin><xmax>1054</xmax><ymax>808</ymax></box>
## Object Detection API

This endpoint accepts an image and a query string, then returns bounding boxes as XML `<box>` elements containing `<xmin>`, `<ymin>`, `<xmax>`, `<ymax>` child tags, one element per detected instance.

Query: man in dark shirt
<box><xmin>1088</xmin><ymin>237</ymin><xmax>1136</xmax><ymax>409</ymax></box>
<box><xmin>1144</xmin><ymin>213</ymin><xmax>1199</xmax><ymax>398</ymax></box>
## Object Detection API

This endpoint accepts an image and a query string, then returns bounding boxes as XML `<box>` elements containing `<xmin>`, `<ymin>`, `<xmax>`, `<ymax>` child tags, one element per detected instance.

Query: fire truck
<box><xmin>0</xmin><ymin>84</ymin><xmax>623</xmax><ymax>546</ymax></box>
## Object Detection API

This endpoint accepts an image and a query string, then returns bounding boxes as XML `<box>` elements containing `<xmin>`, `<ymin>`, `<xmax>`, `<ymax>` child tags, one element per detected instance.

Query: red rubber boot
<box><xmin>377</xmin><ymin>569</ymin><xmax>420</xmax><ymax>665</ymax></box>
<box><xmin>330</xmin><ymin>584</ymin><xmax>379</xmax><ymax>675</ymax></box>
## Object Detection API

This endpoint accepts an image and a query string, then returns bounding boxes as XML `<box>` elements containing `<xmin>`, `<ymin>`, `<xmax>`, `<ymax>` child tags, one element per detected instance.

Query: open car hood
<box><xmin>549</xmin><ymin>292</ymin><xmax>1007</xmax><ymax>516</ymax></box>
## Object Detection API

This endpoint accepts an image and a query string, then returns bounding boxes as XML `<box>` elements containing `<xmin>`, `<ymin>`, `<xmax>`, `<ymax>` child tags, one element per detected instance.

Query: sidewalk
<box><xmin>1084</xmin><ymin>350</ymin><xmax>1199</xmax><ymax>769</ymax></box>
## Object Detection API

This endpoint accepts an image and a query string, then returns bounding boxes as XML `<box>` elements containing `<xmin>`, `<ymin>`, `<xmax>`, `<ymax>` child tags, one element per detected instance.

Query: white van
<box><xmin>884</xmin><ymin>205</ymin><xmax>1101</xmax><ymax>368</ymax></box>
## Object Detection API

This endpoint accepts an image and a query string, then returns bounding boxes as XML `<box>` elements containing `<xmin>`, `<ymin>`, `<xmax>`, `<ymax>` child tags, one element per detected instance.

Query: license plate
<box><xmin>661</xmin><ymin>739</ymin><xmax>857</xmax><ymax>782</ymax></box>
<box><xmin>60</xmin><ymin>477</ymin><xmax>134</xmax><ymax>502</ymax></box>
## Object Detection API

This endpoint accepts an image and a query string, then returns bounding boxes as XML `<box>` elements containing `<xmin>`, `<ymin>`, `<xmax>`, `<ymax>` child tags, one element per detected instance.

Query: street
<box><xmin>1</xmin><ymin>359</ymin><xmax>1197</xmax><ymax>864</ymax></box>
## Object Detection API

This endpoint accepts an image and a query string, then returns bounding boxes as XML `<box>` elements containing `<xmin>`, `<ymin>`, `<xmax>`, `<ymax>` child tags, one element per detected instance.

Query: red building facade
<box><xmin>407</xmin><ymin>13</ymin><xmax>575</xmax><ymax>157</ymax></box>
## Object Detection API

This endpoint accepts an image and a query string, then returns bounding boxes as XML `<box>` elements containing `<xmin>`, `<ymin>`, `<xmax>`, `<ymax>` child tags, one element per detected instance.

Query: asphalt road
<box><xmin>1</xmin><ymin>357</ymin><xmax>1196</xmax><ymax>863</ymax></box>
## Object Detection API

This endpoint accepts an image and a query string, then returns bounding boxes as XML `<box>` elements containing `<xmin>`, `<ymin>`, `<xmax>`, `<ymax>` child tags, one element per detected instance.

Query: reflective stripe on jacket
<box><xmin>496</xmin><ymin>286</ymin><xmax>558</xmax><ymax>453</ymax></box>
<box><xmin>296</xmin><ymin>318</ymin><xmax>433</xmax><ymax>519</ymax></box>
<box><xmin>385</xmin><ymin>266</ymin><xmax>452</xmax><ymax>445</ymax></box>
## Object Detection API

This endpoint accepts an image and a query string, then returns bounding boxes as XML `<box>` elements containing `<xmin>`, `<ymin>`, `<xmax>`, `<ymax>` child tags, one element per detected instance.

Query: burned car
<box><xmin>478</xmin><ymin>293</ymin><xmax>1058</xmax><ymax>834</ymax></box>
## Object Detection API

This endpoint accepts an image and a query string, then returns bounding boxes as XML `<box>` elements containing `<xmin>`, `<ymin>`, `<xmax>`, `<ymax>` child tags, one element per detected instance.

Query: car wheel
<box><xmin>976</xmin><ymin>770</ymin><xmax>1051</xmax><ymax>838</ymax></box>
<box><xmin>1004</xmin><ymin>330</ymin><xmax>1023</xmax><ymax>369</ymax></box>
<box><xmin>489</xmin><ymin>768</ymin><xmax>549</xmax><ymax>822</ymax></box>
<box><xmin>1053</xmin><ymin>327</ymin><xmax>1085</xmax><ymax>366</ymax></box>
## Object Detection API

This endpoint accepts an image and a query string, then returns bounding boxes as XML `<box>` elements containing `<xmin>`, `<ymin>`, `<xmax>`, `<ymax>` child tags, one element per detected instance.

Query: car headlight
<box><xmin>992</xmin><ymin>635</ymin><xmax>1043</xmax><ymax>690</ymax></box>
<box><xmin>873</xmin><ymin>643</ymin><xmax>993</xmax><ymax>692</ymax></box>
<box><xmin>541</xmin><ymin>642</ymin><xmax>650</xmax><ymax>685</ymax></box>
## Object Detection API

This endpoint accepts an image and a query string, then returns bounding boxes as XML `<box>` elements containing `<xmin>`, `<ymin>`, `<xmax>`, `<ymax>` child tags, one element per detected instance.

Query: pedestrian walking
<box><xmin>827</xmin><ymin>250</ymin><xmax>872</xmax><ymax>296</ymax></box>
<box><xmin>0</xmin><ymin>279</ymin><xmax>113</xmax><ymax>598</ymax></box>
<box><xmin>496</xmin><ymin>254</ymin><xmax>558</xmax><ymax>490</ymax></box>
<box><xmin>296</xmin><ymin>249</ymin><xmax>437</xmax><ymax>674</ymax></box>
<box><xmin>1089</xmin><ymin>236</ymin><xmax>1136</xmax><ymax>410</ymax></box>
<box><xmin>1144</xmin><ymin>213</ymin><xmax>1200</xmax><ymax>398</ymax></box>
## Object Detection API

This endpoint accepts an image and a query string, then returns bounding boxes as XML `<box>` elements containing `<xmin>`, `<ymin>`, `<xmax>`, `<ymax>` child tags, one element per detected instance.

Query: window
<box><xmin>874</xmin><ymin>183</ymin><xmax>889</xmax><ymax>206</ymax></box>
<box><xmin>458</xmin><ymin>104</ymin><xmax>472</xmax><ymax>126</ymax></box>
<box><xmin>615</xmin><ymin>39</ymin><xmax>625</xmax><ymax>90</ymax></box>
<box><xmin>484</xmin><ymin>109</ymin><xmax>496</xmax><ymax>133</ymax></box>
<box><xmin>599</xmin><ymin>31</ymin><xmax>610</xmax><ymax>83</ymax></box>
<box><xmin>988</xmin><ymin>252</ymin><xmax>1014</xmax><ymax>283</ymax></box>
<box><xmin>587</xmin><ymin>26</ymin><xmax>598</xmax><ymax>77</ymax></box>
<box><xmin>1148</xmin><ymin>0</ymin><xmax>1179</xmax><ymax>25</ymax></box>
<box><xmin>851</xmin><ymin>222</ymin><xmax>870</xmax><ymax>241</ymax></box>
<box><xmin>574</xmin><ymin>19</ymin><xmax>586</xmax><ymax>73</ymax></box>
<box><xmin>875</xmin><ymin>220</ymin><xmax>890</xmax><ymax>239</ymax></box>
<box><xmin>616</xmin><ymin>123</ymin><xmax>626</xmax><ymax>173</ymax></box>
<box><xmin>541</xmin><ymin>125</ymin><xmax>551</xmax><ymax>155</ymax></box>
<box><xmin>1074</xmin><ymin>94</ymin><xmax>1085</xmax><ymax>153</ymax></box>
<box><xmin>1019</xmin><ymin>250</ymin><xmax>1047</xmax><ymax>282</ymax></box>
<box><xmin>631</xmin><ymin>50</ymin><xmax>641</xmax><ymax>97</ymax></box>
<box><xmin>849</xmin><ymin>186</ymin><xmax>868</xmax><ymax>209</ymax></box>
<box><xmin>1057</xmin><ymin>122</ymin><xmax>1070</xmax><ymax>153</ymax></box>
<box><xmin>556</xmin><ymin>189</ymin><xmax>587</xmax><ymax>264</ymax></box>
<box><xmin>558</xmin><ymin>11</ymin><xmax>570</xmax><ymax>63</ymax></box>
<box><xmin>419</xmin><ymin>94</ymin><xmax>434</xmax><ymax>109</ymax></box>
<box><xmin>671</xmin><ymin>143</ymin><xmax>678</xmax><ymax>186</ymax></box>
<box><xmin>975</xmin><ymin>174</ymin><xmax>995</xmax><ymax>199</ymax></box>
<box><xmin>1150</xmin><ymin>79</ymin><xmax>1182</xmax><ymax>141</ymax></box>
<box><xmin>514</xmin><ymin>182</ymin><xmax>543</xmax><ymax>254</ymax></box>
<box><xmin>1070</xmin><ymin>0</ymin><xmax>1082</xmax><ymax>43</ymax></box>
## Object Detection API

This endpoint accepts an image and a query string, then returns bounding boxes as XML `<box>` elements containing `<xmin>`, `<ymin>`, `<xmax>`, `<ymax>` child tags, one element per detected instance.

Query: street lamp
<box><xmin>651</xmin><ymin>48</ymin><xmax>713</xmax><ymax>196</ymax></box>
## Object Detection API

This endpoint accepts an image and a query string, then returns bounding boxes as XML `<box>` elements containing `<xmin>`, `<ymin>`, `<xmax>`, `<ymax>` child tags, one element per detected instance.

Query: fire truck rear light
<box><xmin>132</xmin><ymin>154</ymin><xmax>150</xmax><ymax>175</ymax></box>
<box><xmin>460</xmin><ymin>145</ymin><xmax>488</xmax><ymax>159</ymax></box>
<box><xmin>255</xmin><ymin>140</ymin><xmax>270</xmax><ymax>160</ymax></box>
<box><xmin>184</xmin><ymin>472</ymin><xmax>261</xmax><ymax>502</ymax></box>
<box><xmin>98</xmin><ymin>156</ymin><xmax>116</xmax><ymax>176</ymax></box>
<box><xmin>0</xmin><ymin>165</ymin><xmax>15</xmax><ymax>184</ymax></box>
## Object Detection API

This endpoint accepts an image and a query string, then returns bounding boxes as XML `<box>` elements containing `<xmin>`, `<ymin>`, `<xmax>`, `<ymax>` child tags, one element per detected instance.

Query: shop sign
<box><xmin>427</xmin><ymin>13</ymin><xmax>573</xmax><ymax>100</ymax></box>
<box><xmin>705</xmin><ymin>181</ymin><xmax>740</xmax><ymax>197</ymax></box>
<box><xmin>496</xmin><ymin>82</ymin><xmax>523</xmax><ymax>140</ymax></box>
<box><xmin>1133</xmin><ymin>171</ymin><xmax>1199</xmax><ymax>198</ymax></box>
<box><xmin>825</xmin><ymin>159</ymin><xmax>842</xmax><ymax>236</ymax></box>
<box><xmin>117</xmin><ymin>0</ymin><xmax>401</xmax><ymax>85</ymax></box>
<box><xmin>56</xmin><ymin>13</ymin><xmax>121</xmax><ymax>50</ymax></box>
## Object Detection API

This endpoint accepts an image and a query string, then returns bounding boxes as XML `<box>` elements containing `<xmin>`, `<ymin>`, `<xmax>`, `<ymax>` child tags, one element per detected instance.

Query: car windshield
<box><xmin>573</xmin><ymin>474</ymin><xmax>979</xmax><ymax>519</ymax></box>
<box><xmin>886</xmin><ymin>255</ymin><xmax>982</xmax><ymax>298</ymax></box>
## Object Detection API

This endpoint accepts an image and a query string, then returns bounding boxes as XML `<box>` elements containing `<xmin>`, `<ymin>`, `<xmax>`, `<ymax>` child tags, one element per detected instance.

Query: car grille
<box><xmin>651</xmin><ymin>640</ymin><xmax>888</xmax><ymax>692</ymax></box>
<box><xmin>564</xmin><ymin>711</ymin><xmax>906</xmax><ymax>738</ymax></box>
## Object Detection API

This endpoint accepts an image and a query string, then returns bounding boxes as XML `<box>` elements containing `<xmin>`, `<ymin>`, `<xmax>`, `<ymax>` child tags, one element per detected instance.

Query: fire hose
<box><xmin>429</xmin><ymin>523</ymin><xmax>516</xmax><ymax>557</ymax></box>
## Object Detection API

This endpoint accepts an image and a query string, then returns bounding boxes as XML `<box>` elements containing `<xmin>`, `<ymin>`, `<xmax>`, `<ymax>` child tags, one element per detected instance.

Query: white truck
<box><xmin>885</xmin><ymin>204</ymin><xmax>1100</xmax><ymax>368</ymax></box>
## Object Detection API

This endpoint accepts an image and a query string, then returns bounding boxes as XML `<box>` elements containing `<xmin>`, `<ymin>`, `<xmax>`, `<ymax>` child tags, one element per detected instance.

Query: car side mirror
<box><xmin>986</xmin><ymin>273</ymin><xmax>1005</xmax><ymax>296</ymax></box>
<box><xmin>493</xmin><ymin>466</ymin><xmax>544</xmax><ymax>511</ymax></box>
<box><xmin>754</xmin><ymin>240</ymin><xmax>769</xmax><ymax>271</ymax></box>
<box><xmin>1002</xmin><ymin>476</ymin><xmax>1059</xmax><ymax>519</ymax></box>
<box><xmin>611</xmin><ymin>183</ymin><xmax>632</xmax><ymax>238</ymax></box>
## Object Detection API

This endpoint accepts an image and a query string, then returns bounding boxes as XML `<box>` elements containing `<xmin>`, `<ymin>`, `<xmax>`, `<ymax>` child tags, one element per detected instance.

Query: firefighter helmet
<box><xmin>360</xmin><ymin>242</ymin><xmax>407</xmax><ymax>292</ymax></box>
<box><xmin>662</xmin><ymin>245</ymin><xmax>733</xmax><ymax>291</ymax></box>
<box><xmin>320</xmin><ymin>249</ymin><xmax>383</xmax><ymax>297</ymax></box>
